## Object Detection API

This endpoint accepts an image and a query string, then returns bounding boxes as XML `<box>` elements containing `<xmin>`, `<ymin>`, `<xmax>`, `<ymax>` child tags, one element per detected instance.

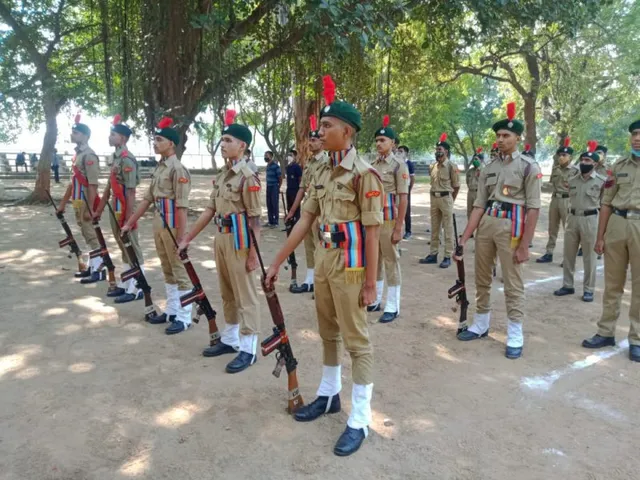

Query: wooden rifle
<box><xmin>448</xmin><ymin>214</ymin><xmax>470</xmax><ymax>334</ymax></box>
<box><xmin>82</xmin><ymin>192</ymin><xmax>118</xmax><ymax>291</ymax></box>
<box><xmin>45</xmin><ymin>189</ymin><xmax>87</xmax><ymax>273</ymax></box>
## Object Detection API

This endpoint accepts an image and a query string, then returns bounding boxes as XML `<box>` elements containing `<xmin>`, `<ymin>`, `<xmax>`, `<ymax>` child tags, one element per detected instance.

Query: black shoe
<box><xmin>560</xmin><ymin>262</ymin><xmax>564</xmax><ymax>268</ymax></box>
<box><xmin>536</xmin><ymin>253</ymin><xmax>553</xmax><ymax>263</ymax></box>
<box><xmin>403</xmin><ymin>232</ymin><xmax>412</xmax><ymax>240</ymax></box>
<box><xmin>114</xmin><ymin>291</ymin><xmax>143</xmax><ymax>304</ymax></box>
<box><xmin>225</xmin><ymin>351</ymin><xmax>256</xmax><ymax>374</ymax></box>
<box><xmin>582</xmin><ymin>292</ymin><xmax>594</xmax><ymax>302</ymax></box>
<box><xmin>597</xmin><ymin>255</ymin><xmax>602</xmax><ymax>260</ymax></box>
<box><xmin>582</xmin><ymin>334</ymin><xmax>616</xmax><ymax>349</ymax></box>
<box><xmin>74</xmin><ymin>269</ymin><xmax>91</xmax><ymax>279</ymax></box>
<box><xmin>203</xmin><ymin>342</ymin><xmax>237</xmax><ymax>357</ymax></box>
<box><xmin>165</xmin><ymin>320</ymin><xmax>188</xmax><ymax>335</ymax></box>
<box><xmin>419</xmin><ymin>254</ymin><xmax>438</xmax><ymax>264</ymax></box>
<box><xmin>147</xmin><ymin>312</ymin><xmax>175</xmax><ymax>324</ymax></box>
<box><xmin>439</xmin><ymin>257</ymin><xmax>451</xmax><ymax>268</ymax></box>
<box><xmin>107</xmin><ymin>287</ymin><xmax>126</xmax><ymax>298</ymax></box>
<box><xmin>291</xmin><ymin>283</ymin><xmax>314</xmax><ymax>294</ymax></box>
<box><xmin>630</xmin><ymin>345</ymin><xmax>640</xmax><ymax>362</ymax></box>
<box><xmin>366</xmin><ymin>303</ymin><xmax>381</xmax><ymax>313</ymax></box>
<box><xmin>457</xmin><ymin>329</ymin><xmax>489</xmax><ymax>341</ymax></box>
<box><xmin>80</xmin><ymin>270</ymin><xmax>107</xmax><ymax>284</ymax></box>
<box><xmin>577</xmin><ymin>247</ymin><xmax>583</xmax><ymax>257</ymax></box>
<box><xmin>334</xmin><ymin>426</ymin><xmax>367</xmax><ymax>457</ymax></box>
<box><xmin>505</xmin><ymin>346</ymin><xmax>523</xmax><ymax>359</ymax></box>
<box><xmin>553</xmin><ymin>286</ymin><xmax>575</xmax><ymax>296</ymax></box>
<box><xmin>379</xmin><ymin>311</ymin><xmax>398</xmax><ymax>323</ymax></box>
<box><xmin>294</xmin><ymin>395</ymin><xmax>341</xmax><ymax>422</ymax></box>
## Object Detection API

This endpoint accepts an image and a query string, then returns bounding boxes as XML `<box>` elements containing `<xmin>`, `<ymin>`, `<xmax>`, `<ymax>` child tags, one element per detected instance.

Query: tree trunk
<box><xmin>523</xmin><ymin>94</ymin><xmax>537</xmax><ymax>150</ymax></box>
<box><xmin>28</xmin><ymin>96</ymin><xmax>59</xmax><ymax>203</ymax></box>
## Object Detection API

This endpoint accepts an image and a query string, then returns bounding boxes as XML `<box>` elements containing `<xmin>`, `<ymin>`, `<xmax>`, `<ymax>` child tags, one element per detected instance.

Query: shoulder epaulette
<box><xmin>594</xmin><ymin>172</ymin><xmax>607</xmax><ymax>182</ymax></box>
<box><xmin>240</xmin><ymin>164</ymin><xmax>254</xmax><ymax>179</ymax></box>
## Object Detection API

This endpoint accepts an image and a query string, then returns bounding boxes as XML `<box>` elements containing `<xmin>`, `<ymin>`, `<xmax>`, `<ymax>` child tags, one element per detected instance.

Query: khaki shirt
<box><xmin>112</xmin><ymin>146</ymin><xmax>139</xmax><ymax>189</ymax></box>
<box><xmin>372</xmin><ymin>152</ymin><xmax>410</xmax><ymax>196</ymax></box>
<box><xmin>602</xmin><ymin>155</ymin><xmax>640</xmax><ymax>210</ymax></box>
<box><xmin>303</xmin><ymin>147</ymin><xmax>384</xmax><ymax>227</ymax></box>
<box><xmin>568</xmin><ymin>167</ymin><xmax>606</xmax><ymax>211</ymax></box>
<box><xmin>595</xmin><ymin>163</ymin><xmax>611</xmax><ymax>178</ymax></box>
<box><xmin>429</xmin><ymin>159</ymin><xmax>460</xmax><ymax>192</ymax></box>
<box><xmin>466</xmin><ymin>165</ymin><xmax>482</xmax><ymax>192</ymax></box>
<box><xmin>73</xmin><ymin>144</ymin><xmax>99</xmax><ymax>185</ymax></box>
<box><xmin>301</xmin><ymin>151</ymin><xmax>329</xmax><ymax>193</ymax></box>
<box><xmin>549</xmin><ymin>164</ymin><xmax>573</xmax><ymax>195</ymax></box>
<box><xmin>208</xmin><ymin>159</ymin><xmax>262</xmax><ymax>218</ymax></box>
<box><xmin>143</xmin><ymin>155</ymin><xmax>190</xmax><ymax>208</ymax></box>
<box><xmin>246</xmin><ymin>159</ymin><xmax>258</xmax><ymax>173</ymax></box>
<box><xmin>474</xmin><ymin>152</ymin><xmax>542</xmax><ymax>209</ymax></box>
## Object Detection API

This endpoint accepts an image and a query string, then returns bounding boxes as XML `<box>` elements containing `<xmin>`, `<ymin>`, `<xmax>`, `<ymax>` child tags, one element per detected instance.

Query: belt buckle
<box><xmin>490</xmin><ymin>201</ymin><xmax>501</xmax><ymax>210</ymax></box>
<box><xmin>321</xmin><ymin>231</ymin><xmax>333</xmax><ymax>242</ymax></box>
<box><xmin>628</xmin><ymin>210</ymin><xmax>640</xmax><ymax>220</ymax></box>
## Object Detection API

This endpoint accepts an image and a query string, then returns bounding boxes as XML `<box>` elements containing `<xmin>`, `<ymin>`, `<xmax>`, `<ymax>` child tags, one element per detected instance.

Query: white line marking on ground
<box><xmin>520</xmin><ymin>339</ymin><xmax>629</xmax><ymax>391</ymax></box>
<box><xmin>542</xmin><ymin>448</ymin><xmax>566</xmax><ymax>457</ymax></box>
<box><xmin>564</xmin><ymin>393</ymin><xmax>627</xmax><ymax>422</ymax></box>
<box><xmin>499</xmin><ymin>265</ymin><xmax>604</xmax><ymax>292</ymax></box>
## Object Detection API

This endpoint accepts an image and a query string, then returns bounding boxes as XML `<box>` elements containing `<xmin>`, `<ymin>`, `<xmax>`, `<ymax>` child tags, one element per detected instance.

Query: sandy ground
<box><xmin>0</xmin><ymin>176</ymin><xmax>638</xmax><ymax>480</ymax></box>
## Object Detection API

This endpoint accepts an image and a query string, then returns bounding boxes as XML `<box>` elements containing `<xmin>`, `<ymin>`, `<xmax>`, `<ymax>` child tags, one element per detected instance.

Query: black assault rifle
<box><xmin>45</xmin><ymin>189</ymin><xmax>87</xmax><ymax>273</ymax></box>
<box><xmin>280</xmin><ymin>192</ymin><xmax>298</xmax><ymax>291</ymax></box>
<box><xmin>82</xmin><ymin>192</ymin><xmax>118</xmax><ymax>292</ymax></box>
<box><xmin>448</xmin><ymin>214</ymin><xmax>469</xmax><ymax>334</ymax></box>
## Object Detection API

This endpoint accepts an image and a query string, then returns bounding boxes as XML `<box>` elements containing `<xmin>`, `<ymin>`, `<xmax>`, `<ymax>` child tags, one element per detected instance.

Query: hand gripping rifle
<box><xmin>249</xmin><ymin>227</ymin><xmax>304</xmax><ymax>414</ymax></box>
<box><xmin>45</xmin><ymin>190</ymin><xmax>87</xmax><ymax>273</ymax></box>
<box><xmin>280</xmin><ymin>192</ymin><xmax>298</xmax><ymax>291</ymax></box>
<box><xmin>448</xmin><ymin>214</ymin><xmax>469</xmax><ymax>334</ymax></box>
<box><xmin>157</xmin><ymin>210</ymin><xmax>221</xmax><ymax>347</ymax></box>
<box><xmin>105</xmin><ymin>201</ymin><xmax>158</xmax><ymax>321</ymax></box>
<box><xmin>82</xmin><ymin>192</ymin><xmax>118</xmax><ymax>292</ymax></box>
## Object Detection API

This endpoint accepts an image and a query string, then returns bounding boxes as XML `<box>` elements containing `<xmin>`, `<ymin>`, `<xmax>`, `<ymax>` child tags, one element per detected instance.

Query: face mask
<box><xmin>472</xmin><ymin>159</ymin><xmax>480</xmax><ymax>168</ymax></box>
<box><xmin>631</xmin><ymin>149</ymin><xmax>640</xmax><ymax>156</ymax></box>
<box><xmin>287</xmin><ymin>155</ymin><xmax>293</xmax><ymax>162</ymax></box>
<box><xmin>435</xmin><ymin>152</ymin><xmax>445</xmax><ymax>159</ymax></box>
<box><xmin>580</xmin><ymin>163</ymin><xmax>594</xmax><ymax>174</ymax></box>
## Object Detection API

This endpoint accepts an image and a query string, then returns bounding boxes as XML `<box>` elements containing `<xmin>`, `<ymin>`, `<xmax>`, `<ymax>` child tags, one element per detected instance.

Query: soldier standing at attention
<box><xmin>122</xmin><ymin>118</ymin><xmax>193</xmax><ymax>335</ymax></box>
<box><xmin>595</xmin><ymin>145</ymin><xmax>610</xmax><ymax>177</ymax></box>
<box><xmin>264</xmin><ymin>151</ymin><xmax>282</xmax><ymax>228</ymax></box>
<box><xmin>455</xmin><ymin>103</ymin><xmax>542</xmax><ymax>359</ymax></box>
<box><xmin>265</xmin><ymin>75</ymin><xmax>383</xmax><ymax>456</ymax></box>
<box><xmin>419</xmin><ymin>133</ymin><xmax>460</xmax><ymax>268</ymax></box>
<box><xmin>57</xmin><ymin>114</ymin><xmax>103</xmax><ymax>282</ymax></box>
<box><xmin>94</xmin><ymin>115</ymin><xmax>144</xmax><ymax>303</ymax></box>
<box><xmin>582</xmin><ymin>120</ymin><xmax>640</xmax><ymax>362</ymax></box>
<box><xmin>537</xmin><ymin>138</ymin><xmax>574</xmax><ymax>264</ymax></box>
<box><xmin>398</xmin><ymin>145</ymin><xmax>415</xmax><ymax>239</ymax></box>
<box><xmin>367</xmin><ymin>115</ymin><xmax>409</xmax><ymax>323</ymax></box>
<box><xmin>178</xmin><ymin>110</ymin><xmax>262</xmax><ymax>373</ymax></box>
<box><xmin>287</xmin><ymin>115</ymin><xmax>328</xmax><ymax>294</ymax></box>
<box><xmin>466</xmin><ymin>148</ymin><xmax>485</xmax><ymax>220</ymax></box>
<box><xmin>553</xmin><ymin>142</ymin><xmax>605</xmax><ymax>302</ymax></box>
<box><xmin>285</xmin><ymin>148</ymin><xmax>303</xmax><ymax>223</ymax></box>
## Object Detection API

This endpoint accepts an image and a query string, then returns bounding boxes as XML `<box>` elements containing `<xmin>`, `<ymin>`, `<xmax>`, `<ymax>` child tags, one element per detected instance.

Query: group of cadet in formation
<box><xmin>51</xmin><ymin>75</ymin><xmax>640</xmax><ymax>457</ymax></box>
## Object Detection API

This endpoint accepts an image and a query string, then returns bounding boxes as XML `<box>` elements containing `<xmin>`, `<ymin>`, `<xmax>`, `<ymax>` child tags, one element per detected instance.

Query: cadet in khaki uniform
<box><xmin>287</xmin><ymin>115</ymin><xmax>329</xmax><ymax>294</ymax></box>
<box><xmin>265</xmin><ymin>76</ymin><xmax>383</xmax><ymax>457</ymax></box>
<box><xmin>95</xmin><ymin>115</ymin><xmax>144</xmax><ymax>303</ymax></box>
<box><xmin>122</xmin><ymin>118</ymin><xmax>192</xmax><ymax>335</ymax></box>
<box><xmin>57</xmin><ymin>115</ymin><xmax>103</xmax><ymax>282</ymax></box>
<box><xmin>537</xmin><ymin>138</ymin><xmax>575</xmax><ymax>263</ymax></box>
<box><xmin>420</xmin><ymin>133</ymin><xmax>460</xmax><ymax>268</ymax></box>
<box><xmin>455</xmin><ymin>102</ymin><xmax>542</xmax><ymax>359</ymax></box>
<box><xmin>367</xmin><ymin>115</ymin><xmax>409</xmax><ymax>323</ymax></box>
<box><xmin>553</xmin><ymin>142</ymin><xmax>605</xmax><ymax>302</ymax></box>
<box><xmin>595</xmin><ymin>144</ymin><xmax>610</xmax><ymax>177</ymax></box>
<box><xmin>582</xmin><ymin>120</ymin><xmax>640</xmax><ymax>363</ymax></box>
<box><xmin>178</xmin><ymin>110</ymin><xmax>263</xmax><ymax>374</ymax></box>
<box><xmin>466</xmin><ymin>148</ymin><xmax>485</xmax><ymax>220</ymax></box>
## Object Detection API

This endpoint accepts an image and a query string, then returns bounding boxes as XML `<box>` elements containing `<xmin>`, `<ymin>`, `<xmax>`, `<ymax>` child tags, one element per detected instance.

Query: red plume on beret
<box><xmin>112</xmin><ymin>114</ymin><xmax>122</xmax><ymax>126</ymax></box>
<box><xmin>382</xmin><ymin>115</ymin><xmax>390</xmax><ymax>128</ymax></box>
<box><xmin>309</xmin><ymin>114</ymin><xmax>317</xmax><ymax>131</ymax></box>
<box><xmin>524</xmin><ymin>143</ymin><xmax>531</xmax><ymax>151</ymax></box>
<box><xmin>439</xmin><ymin>132</ymin><xmax>448</xmax><ymax>143</ymax></box>
<box><xmin>157</xmin><ymin>117</ymin><xmax>173</xmax><ymax>129</ymax></box>
<box><xmin>492</xmin><ymin>142</ymin><xmax>498</xmax><ymax>149</ymax></box>
<box><xmin>323</xmin><ymin>75</ymin><xmax>336</xmax><ymax>106</ymax></box>
<box><xmin>563</xmin><ymin>137</ymin><xmax>571</xmax><ymax>148</ymax></box>
<box><xmin>587</xmin><ymin>140</ymin><xmax>598</xmax><ymax>153</ymax></box>
<box><xmin>224</xmin><ymin>109</ymin><xmax>237</xmax><ymax>127</ymax></box>
<box><xmin>74</xmin><ymin>113</ymin><xmax>81</xmax><ymax>124</ymax></box>
<box><xmin>476</xmin><ymin>147</ymin><xmax>483</xmax><ymax>153</ymax></box>
<box><xmin>506</xmin><ymin>102</ymin><xmax>516</xmax><ymax>121</ymax></box>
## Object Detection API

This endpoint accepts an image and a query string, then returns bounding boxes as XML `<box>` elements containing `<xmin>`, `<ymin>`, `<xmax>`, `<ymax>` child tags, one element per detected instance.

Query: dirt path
<box><xmin>0</xmin><ymin>177</ymin><xmax>637</xmax><ymax>480</ymax></box>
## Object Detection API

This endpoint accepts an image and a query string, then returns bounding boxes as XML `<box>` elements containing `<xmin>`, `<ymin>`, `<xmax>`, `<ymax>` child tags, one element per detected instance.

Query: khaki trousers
<box><xmin>430</xmin><ymin>194</ymin><xmax>454</xmax><ymax>257</ymax></box>
<box><xmin>214</xmin><ymin>233</ymin><xmax>260</xmax><ymax>335</ymax></box>
<box><xmin>467</xmin><ymin>190</ymin><xmax>477</xmax><ymax>220</ymax></box>
<box><xmin>314</xmin><ymin>247</ymin><xmax>373</xmax><ymax>385</ymax></box>
<box><xmin>376</xmin><ymin>221</ymin><xmax>401</xmax><ymax>286</ymax></box>
<box><xmin>475</xmin><ymin>215</ymin><xmax>525</xmax><ymax>322</ymax></box>
<box><xmin>110</xmin><ymin>212</ymin><xmax>144</xmax><ymax>265</ymax></box>
<box><xmin>545</xmin><ymin>196</ymin><xmax>570</xmax><ymax>254</ymax></box>
<box><xmin>304</xmin><ymin>220</ymin><xmax>317</xmax><ymax>269</ymax></box>
<box><xmin>74</xmin><ymin>204</ymin><xmax>99</xmax><ymax>250</ymax></box>
<box><xmin>152</xmin><ymin>215</ymin><xmax>189</xmax><ymax>289</ymax></box>
<box><xmin>562</xmin><ymin>214</ymin><xmax>597</xmax><ymax>293</ymax></box>
<box><xmin>597</xmin><ymin>214</ymin><xmax>640</xmax><ymax>345</ymax></box>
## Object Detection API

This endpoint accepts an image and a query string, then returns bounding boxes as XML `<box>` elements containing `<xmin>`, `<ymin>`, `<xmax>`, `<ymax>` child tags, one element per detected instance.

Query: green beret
<box><xmin>320</xmin><ymin>100</ymin><xmax>362</xmax><ymax>132</ymax></box>
<box><xmin>580</xmin><ymin>151</ymin><xmax>600</xmax><ymax>163</ymax></box>
<box><xmin>155</xmin><ymin>127</ymin><xmax>180</xmax><ymax>146</ymax></box>
<box><xmin>72</xmin><ymin>123</ymin><xmax>91</xmax><ymax>136</ymax></box>
<box><xmin>374</xmin><ymin>127</ymin><xmax>396</xmax><ymax>140</ymax></box>
<box><xmin>223</xmin><ymin>123</ymin><xmax>252</xmax><ymax>145</ymax></box>
<box><xmin>596</xmin><ymin>145</ymin><xmax>608</xmax><ymax>153</ymax></box>
<box><xmin>492</xmin><ymin>118</ymin><xmax>524</xmax><ymax>135</ymax></box>
<box><xmin>556</xmin><ymin>146</ymin><xmax>574</xmax><ymax>155</ymax></box>
<box><xmin>629</xmin><ymin>120</ymin><xmax>640</xmax><ymax>133</ymax></box>
<box><xmin>111</xmin><ymin>124</ymin><xmax>132</xmax><ymax>138</ymax></box>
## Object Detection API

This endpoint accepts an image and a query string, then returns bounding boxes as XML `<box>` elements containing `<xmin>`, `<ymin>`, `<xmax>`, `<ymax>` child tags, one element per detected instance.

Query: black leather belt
<box><xmin>431</xmin><ymin>191</ymin><xmax>450</xmax><ymax>197</ymax></box>
<box><xmin>555</xmin><ymin>193</ymin><xmax>570</xmax><ymax>198</ymax></box>
<box><xmin>486</xmin><ymin>200</ymin><xmax>514</xmax><ymax>211</ymax></box>
<box><xmin>215</xmin><ymin>216</ymin><xmax>233</xmax><ymax>227</ymax></box>
<box><xmin>614</xmin><ymin>208</ymin><xmax>640</xmax><ymax>219</ymax></box>
<box><xmin>320</xmin><ymin>230</ymin><xmax>346</xmax><ymax>243</ymax></box>
<box><xmin>570</xmin><ymin>209</ymin><xmax>598</xmax><ymax>216</ymax></box>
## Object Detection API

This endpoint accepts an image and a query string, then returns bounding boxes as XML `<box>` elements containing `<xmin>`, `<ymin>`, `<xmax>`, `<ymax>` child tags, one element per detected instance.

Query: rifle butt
<box><xmin>208</xmin><ymin>318</ymin><xmax>221</xmax><ymax>347</ymax></box>
<box><xmin>287</xmin><ymin>370</ymin><xmax>304</xmax><ymax>414</ymax></box>
<box><xmin>76</xmin><ymin>257</ymin><xmax>87</xmax><ymax>273</ymax></box>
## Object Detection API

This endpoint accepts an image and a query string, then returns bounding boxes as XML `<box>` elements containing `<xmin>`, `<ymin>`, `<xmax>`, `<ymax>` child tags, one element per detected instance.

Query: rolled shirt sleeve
<box><xmin>243</xmin><ymin>174</ymin><xmax>263</xmax><ymax>217</ymax></box>
<box><xmin>358</xmin><ymin>170</ymin><xmax>384</xmax><ymax>226</ymax></box>
<box><xmin>395</xmin><ymin>161</ymin><xmax>410</xmax><ymax>195</ymax></box>
<box><xmin>85</xmin><ymin>154</ymin><xmax>100</xmax><ymax>185</ymax></box>
<box><xmin>173</xmin><ymin>165</ymin><xmax>191</xmax><ymax>208</ymax></box>
<box><xmin>524</xmin><ymin>163</ymin><xmax>542</xmax><ymax>209</ymax></box>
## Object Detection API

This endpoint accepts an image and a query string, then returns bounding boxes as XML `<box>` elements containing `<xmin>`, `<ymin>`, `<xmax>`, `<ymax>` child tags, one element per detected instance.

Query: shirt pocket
<box><xmin>586</xmin><ymin>185</ymin><xmax>601</xmax><ymax>204</ymax></box>
<box><xmin>502</xmin><ymin>172</ymin><xmax>523</xmax><ymax>198</ymax></box>
<box><xmin>331</xmin><ymin>182</ymin><xmax>358</xmax><ymax>220</ymax></box>
<box><xmin>222</xmin><ymin>185</ymin><xmax>242</xmax><ymax>203</ymax></box>
<box><xmin>615</xmin><ymin>172</ymin><xmax>634</xmax><ymax>193</ymax></box>
<box><xmin>438</xmin><ymin>166</ymin><xmax>450</xmax><ymax>181</ymax></box>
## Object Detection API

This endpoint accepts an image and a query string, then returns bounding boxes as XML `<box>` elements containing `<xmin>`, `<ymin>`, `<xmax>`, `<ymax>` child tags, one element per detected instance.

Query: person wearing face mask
<box><xmin>398</xmin><ymin>145</ymin><xmax>415</xmax><ymax>239</ymax></box>
<box><xmin>595</xmin><ymin>145</ymin><xmax>609</xmax><ymax>177</ymax></box>
<box><xmin>537</xmin><ymin>138</ymin><xmax>575</xmax><ymax>264</ymax></box>
<box><xmin>420</xmin><ymin>132</ymin><xmax>460</xmax><ymax>269</ymax></box>
<box><xmin>466</xmin><ymin>148</ymin><xmax>485</xmax><ymax>220</ymax></box>
<box><xmin>553</xmin><ymin>142</ymin><xmax>605</xmax><ymax>302</ymax></box>
<box><xmin>582</xmin><ymin>120</ymin><xmax>640</xmax><ymax>362</ymax></box>
<box><xmin>285</xmin><ymin>148</ymin><xmax>303</xmax><ymax>224</ymax></box>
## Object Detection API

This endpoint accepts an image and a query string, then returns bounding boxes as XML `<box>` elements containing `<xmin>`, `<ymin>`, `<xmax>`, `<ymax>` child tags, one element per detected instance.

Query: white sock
<box><xmin>90</xmin><ymin>256</ymin><xmax>103</xmax><ymax>273</ymax></box>
<box><xmin>468</xmin><ymin>312</ymin><xmax>490</xmax><ymax>335</ymax></box>
<box><xmin>239</xmin><ymin>333</ymin><xmax>258</xmax><ymax>355</ymax></box>
<box><xmin>316</xmin><ymin>365</ymin><xmax>342</xmax><ymax>397</ymax></box>
<box><xmin>506</xmin><ymin>320</ymin><xmax>524</xmax><ymax>348</ymax></box>
<box><xmin>347</xmin><ymin>383</ymin><xmax>373</xmax><ymax>431</ymax></box>
<box><xmin>370</xmin><ymin>280</ymin><xmax>384</xmax><ymax>307</ymax></box>
<box><xmin>384</xmin><ymin>285</ymin><xmax>399</xmax><ymax>313</ymax></box>
<box><xmin>396</xmin><ymin>285</ymin><xmax>401</xmax><ymax>313</ymax></box>
<box><xmin>176</xmin><ymin>289</ymin><xmax>193</xmax><ymax>326</ymax></box>
<box><xmin>305</xmin><ymin>268</ymin><xmax>315</xmax><ymax>286</ymax></box>
<box><xmin>221</xmin><ymin>324</ymin><xmax>240</xmax><ymax>349</ymax></box>
<box><xmin>164</xmin><ymin>284</ymin><xmax>178</xmax><ymax>316</ymax></box>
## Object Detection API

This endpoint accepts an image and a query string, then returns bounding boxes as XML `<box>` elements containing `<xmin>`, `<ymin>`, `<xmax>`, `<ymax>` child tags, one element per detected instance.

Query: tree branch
<box><xmin>220</xmin><ymin>0</ymin><xmax>280</xmax><ymax>51</ymax></box>
<box><xmin>0</xmin><ymin>1</ymin><xmax>48</xmax><ymax>76</ymax></box>
<box><xmin>45</xmin><ymin>0</ymin><xmax>66</xmax><ymax>60</ymax></box>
